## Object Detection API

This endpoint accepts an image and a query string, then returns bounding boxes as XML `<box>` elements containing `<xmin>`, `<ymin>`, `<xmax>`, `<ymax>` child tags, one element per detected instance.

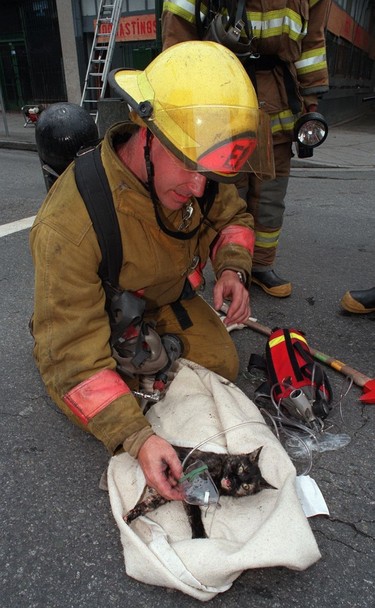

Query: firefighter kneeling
<box><xmin>30</xmin><ymin>41</ymin><xmax>271</xmax><ymax>499</ymax></box>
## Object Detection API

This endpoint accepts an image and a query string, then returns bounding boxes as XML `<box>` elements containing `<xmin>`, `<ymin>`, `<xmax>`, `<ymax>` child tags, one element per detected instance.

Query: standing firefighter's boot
<box><xmin>251</xmin><ymin>269</ymin><xmax>292</xmax><ymax>298</ymax></box>
<box><xmin>340</xmin><ymin>287</ymin><xmax>375</xmax><ymax>314</ymax></box>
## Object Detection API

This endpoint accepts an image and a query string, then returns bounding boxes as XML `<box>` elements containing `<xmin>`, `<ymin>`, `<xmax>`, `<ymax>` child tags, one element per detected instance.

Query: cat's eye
<box><xmin>242</xmin><ymin>483</ymin><xmax>250</xmax><ymax>490</ymax></box>
<box><xmin>238</xmin><ymin>465</ymin><xmax>244</xmax><ymax>474</ymax></box>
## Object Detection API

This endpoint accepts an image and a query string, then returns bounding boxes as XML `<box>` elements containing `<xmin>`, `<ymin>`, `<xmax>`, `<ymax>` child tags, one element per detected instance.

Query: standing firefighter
<box><xmin>162</xmin><ymin>0</ymin><xmax>330</xmax><ymax>296</ymax></box>
<box><xmin>30</xmin><ymin>41</ymin><xmax>270</xmax><ymax>499</ymax></box>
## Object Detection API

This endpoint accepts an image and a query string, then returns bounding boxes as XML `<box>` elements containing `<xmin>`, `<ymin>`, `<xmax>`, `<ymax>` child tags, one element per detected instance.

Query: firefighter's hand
<box><xmin>213</xmin><ymin>269</ymin><xmax>250</xmax><ymax>326</ymax></box>
<box><xmin>303</xmin><ymin>94</ymin><xmax>318</xmax><ymax>113</ymax></box>
<box><xmin>137</xmin><ymin>435</ymin><xmax>184</xmax><ymax>500</ymax></box>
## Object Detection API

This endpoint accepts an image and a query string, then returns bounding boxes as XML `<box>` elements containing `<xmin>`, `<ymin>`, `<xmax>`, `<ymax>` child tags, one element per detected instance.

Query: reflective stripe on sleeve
<box><xmin>211</xmin><ymin>225</ymin><xmax>255</xmax><ymax>261</ymax></box>
<box><xmin>270</xmin><ymin>110</ymin><xmax>296</xmax><ymax>135</ymax></box>
<box><xmin>163</xmin><ymin>0</ymin><xmax>198</xmax><ymax>22</ymax></box>
<box><xmin>63</xmin><ymin>369</ymin><xmax>131</xmax><ymax>425</ymax></box>
<box><xmin>295</xmin><ymin>47</ymin><xmax>327</xmax><ymax>75</ymax></box>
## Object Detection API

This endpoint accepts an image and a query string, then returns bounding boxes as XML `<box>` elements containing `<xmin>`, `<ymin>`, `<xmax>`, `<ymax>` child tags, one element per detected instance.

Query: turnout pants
<box><xmin>241</xmin><ymin>142</ymin><xmax>292</xmax><ymax>269</ymax></box>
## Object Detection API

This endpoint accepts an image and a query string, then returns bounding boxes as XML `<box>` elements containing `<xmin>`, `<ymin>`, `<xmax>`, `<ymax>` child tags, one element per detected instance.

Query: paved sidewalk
<box><xmin>0</xmin><ymin>111</ymin><xmax>38</xmax><ymax>151</ymax></box>
<box><xmin>1</xmin><ymin>109</ymin><xmax>374</xmax><ymax>169</ymax></box>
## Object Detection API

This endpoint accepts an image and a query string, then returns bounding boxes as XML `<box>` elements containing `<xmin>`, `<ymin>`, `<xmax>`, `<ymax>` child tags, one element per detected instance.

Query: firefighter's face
<box><xmin>150</xmin><ymin>135</ymin><xmax>207</xmax><ymax>210</ymax></box>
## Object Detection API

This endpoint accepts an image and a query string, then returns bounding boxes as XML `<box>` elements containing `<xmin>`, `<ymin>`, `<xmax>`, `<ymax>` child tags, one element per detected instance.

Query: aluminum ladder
<box><xmin>80</xmin><ymin>0</ymin><xmax>123</xmax><ymax>123</ymax></box>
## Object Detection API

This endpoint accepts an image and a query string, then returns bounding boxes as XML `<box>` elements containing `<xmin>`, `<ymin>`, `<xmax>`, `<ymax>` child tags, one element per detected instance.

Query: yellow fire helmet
<box><xmin>108</xmin><ymin>41</ymin><xmax>274</xmax><ymax>182</ymax></box>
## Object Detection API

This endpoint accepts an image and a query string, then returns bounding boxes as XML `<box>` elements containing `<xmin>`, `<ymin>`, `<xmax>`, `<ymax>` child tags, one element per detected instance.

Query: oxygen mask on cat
<box><xmin>179</xmin><ymin>460</ymin><xmax>220</xmax><ymax>507</ymax></box>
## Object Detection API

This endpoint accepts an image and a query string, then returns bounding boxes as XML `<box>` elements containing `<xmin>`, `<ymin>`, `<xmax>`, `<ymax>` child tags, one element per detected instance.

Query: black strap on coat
<box><xmin>75</xmin><ymin>146</ymin><xmax>122</xmax><ymax>297</ymax></box>
<box><xmin>195</xmin><ymin>1</ymin><xmax>250</xmax><ymax>40</ymax></box>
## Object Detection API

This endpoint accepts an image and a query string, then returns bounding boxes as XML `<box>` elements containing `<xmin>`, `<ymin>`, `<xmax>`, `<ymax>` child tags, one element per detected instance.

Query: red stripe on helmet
<box><xmin>198</xmin><ymin>136</ymin><xmax>257</xmax><ymax>173</ymax></box>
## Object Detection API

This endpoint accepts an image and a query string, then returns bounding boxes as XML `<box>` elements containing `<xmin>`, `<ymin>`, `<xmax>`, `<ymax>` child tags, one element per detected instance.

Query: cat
<box><xmin>123</xmin><ymin>445</ymin><xmax>275</xmax><ymax>538</ymax></box>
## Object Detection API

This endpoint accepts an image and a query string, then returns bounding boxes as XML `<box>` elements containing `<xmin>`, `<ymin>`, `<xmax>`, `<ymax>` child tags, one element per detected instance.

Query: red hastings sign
<box><xmin>96</xmin><ymin>14</ymin><xmax>157</xmax><ymax>42</ymax></box>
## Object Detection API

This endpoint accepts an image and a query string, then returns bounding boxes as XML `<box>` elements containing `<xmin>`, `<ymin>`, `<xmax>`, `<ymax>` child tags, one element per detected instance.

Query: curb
<box><xmin>291</xmin><ymin>158</ymin><xmax>345</xmax><ymax>169</ymax></box>
<box><xmin>0</xmin><ymin>140</ymin><xmax>37</xmax><ymax>152</ymax></box>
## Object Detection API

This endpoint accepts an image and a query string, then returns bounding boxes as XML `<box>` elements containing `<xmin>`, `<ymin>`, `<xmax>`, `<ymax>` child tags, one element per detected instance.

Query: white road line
<box><xmin>0</xmin><ymin>216</ymin><xmax>36</xmax><ymax>238</ymax></box>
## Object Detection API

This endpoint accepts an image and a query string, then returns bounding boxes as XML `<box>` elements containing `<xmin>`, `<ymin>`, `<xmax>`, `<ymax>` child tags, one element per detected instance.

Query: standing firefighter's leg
<box><xmin>246</xmin><ymin>142</ymin><xmax>292</xmax><ymax>297</ymax></box>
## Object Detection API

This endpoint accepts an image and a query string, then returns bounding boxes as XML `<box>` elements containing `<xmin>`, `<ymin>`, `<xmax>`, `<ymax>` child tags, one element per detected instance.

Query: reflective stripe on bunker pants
<box><xmin>145</xmin><ymin>293</ymin><xmax>239</xmax><ymax>383</ymax></box>
<box><xmin>239</xmin><ymin>142</ymin><xmax>292</xmax><ymax>268</ymax></box>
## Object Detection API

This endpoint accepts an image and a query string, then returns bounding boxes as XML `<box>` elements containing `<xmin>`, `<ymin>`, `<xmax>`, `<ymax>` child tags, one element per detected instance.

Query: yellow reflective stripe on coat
<box><xmin>165</xmin><ymin>2</ymin><xmax>308</xmax><ymax>44</ymax></box>
<box><xmin>269</xmin><ymin>332</ymin><xmax>307</xmax><ymax>349</ymax></box>
<box><xmin>249</xmin><ymin>10</ymin><xmax>307</xmax><ymax>41</ymax></box>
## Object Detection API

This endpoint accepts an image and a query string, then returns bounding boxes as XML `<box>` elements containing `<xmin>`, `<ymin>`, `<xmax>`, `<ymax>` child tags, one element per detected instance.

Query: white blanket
<box><xmin>107</xmin><ymin>360</ymin><xmax>321</xmax><ymax>601</ymax></box>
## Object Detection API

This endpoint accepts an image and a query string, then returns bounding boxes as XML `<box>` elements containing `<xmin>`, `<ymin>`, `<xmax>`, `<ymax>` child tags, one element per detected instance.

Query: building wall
<box><xmin>0</xmin><ymin>0</ymin><xmax>66</xmax><ymax>110</ymax></box>
<box><xmin>55</xmin><ymin>0</ymin><xmax>81</xmax><ymax>104</ymax></box>
<box><xmin>320</xmin><ymin>0</ymin><xmax>375</xmax><ymax>122</ymax></box>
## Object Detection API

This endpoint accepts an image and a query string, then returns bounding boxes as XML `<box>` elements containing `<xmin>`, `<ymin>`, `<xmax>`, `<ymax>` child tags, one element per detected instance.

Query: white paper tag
<box><xmin>295</xmin><ymin>475</ymin><xmax>330</xmax><ymax>518</ymax></box>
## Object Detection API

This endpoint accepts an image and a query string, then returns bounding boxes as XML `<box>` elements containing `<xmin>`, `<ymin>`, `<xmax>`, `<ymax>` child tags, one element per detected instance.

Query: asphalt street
<box><xmin>0</xmin><ymin>118</ymin><xmax>374</xmax><ymax>607</ymax></box>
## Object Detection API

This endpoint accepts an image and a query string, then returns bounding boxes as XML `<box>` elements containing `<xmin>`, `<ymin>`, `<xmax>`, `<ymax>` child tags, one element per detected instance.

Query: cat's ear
<box><xmin>249</xmin><ymin>446</ymin><xmax>263</xmax><ymax>463</ymax></box>
<box><xmin>260</xmin><ymin>476</ymin><xmax>277</xmax><ymax>490</ymax></box>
